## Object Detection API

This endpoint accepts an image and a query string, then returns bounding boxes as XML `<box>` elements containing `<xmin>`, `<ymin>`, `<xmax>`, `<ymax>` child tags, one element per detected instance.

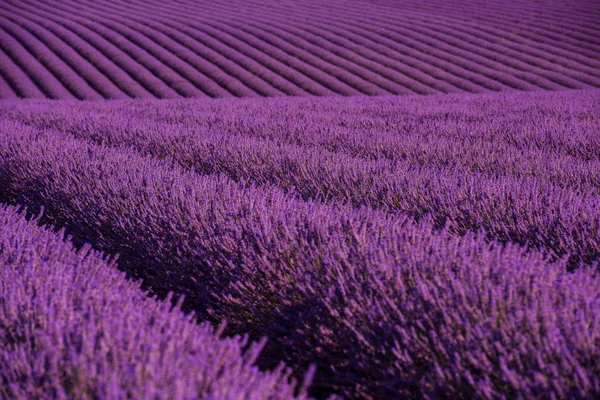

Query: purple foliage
<box><xmin>0</xmin><ymin>0</ymin><xmax>599</xmax><ymax>397</ymax></box>
<box><xmin>1</xmin><ymin>0</ymin><xmax>599</xmax><ymax>99</ymax></box>
<box><xmin>1</xmin><ymin>89</ymin><xmax>599</xmax><ymax>398</ymax></box>
<box><xmin>0</xmin><ymin>204</ymin><xmax>310</xmax><ymax>399</ymax></box>
<box><xmin>3</xmin><ymin>90</ymin><xmax>599</xmax><ymax>265</ymax></box>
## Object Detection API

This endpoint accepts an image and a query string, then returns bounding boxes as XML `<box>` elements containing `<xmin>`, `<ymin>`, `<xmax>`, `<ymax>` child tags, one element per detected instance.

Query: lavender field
<box><xmin>1</xmin><ymin>1</ymin><xmax>600</xmax><ymax>400</ymax></box>
<box><xmin>2</xmin><ymin>0</ymin><xmax>600</xmax><ymax>98</ymax></box>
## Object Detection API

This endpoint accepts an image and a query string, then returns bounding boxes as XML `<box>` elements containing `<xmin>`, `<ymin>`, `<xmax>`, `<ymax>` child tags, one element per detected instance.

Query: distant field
<box><xmin>1</xmin><ymin>0</ymin><xmax>600</xmax><ymax>99</ymax></box>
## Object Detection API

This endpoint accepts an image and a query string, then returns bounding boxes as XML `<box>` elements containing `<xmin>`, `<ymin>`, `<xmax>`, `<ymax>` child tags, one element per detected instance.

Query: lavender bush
<box><xmin>0</xmin><ymin>204</ymin><xmax>310</xmax><ymax>399</ymax></box>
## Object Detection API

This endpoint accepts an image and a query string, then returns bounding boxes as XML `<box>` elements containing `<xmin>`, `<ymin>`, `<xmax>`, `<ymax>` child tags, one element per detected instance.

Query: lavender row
<box><xmin>4</xmin><ymin>0</ymin><xmax>600</xmax><ymax>99</ymax></box>
<box><xmin>4</xmin><ymin>92</ymin><xmax>598</xmax><ymax>265</ymax></box>
<box><xmin>0</xmin><ymin>15</ymin><xmax>103</xmax><ymax>100</ymax></box>
<box><xmin>0</xmin><ymin>47</ymin><xmax>46</xmax><ymax>98</ymax></box>
<box><xmin>93</xmin><ymin>19</ymin><xmax>267</xmax><ymax>97</ymax></box>
<box><xmin>0</xmin><ymin>9</ymin><xmax>134</xmax><ymax>99</ymax></box>
<box><xmin>224</xmin><ymin>21</ymin><xmax>422</xmax><ymax>95</ymax></box>
<box><xmin>58</xmin><ymin>0</ymin><xmax>402</xmax><ymax>96</ymax></box>
<box><xmin>108</xmin><ymin>0</ymin><xmax>600</xmax><ymax>91</ymax></box>
<box><xmin>0</xmin><ymin>204</ymin><xmax>307</xmax><ymax>400</ymax></box>
<box><xmin>324</xmin><ymin>0</ymin><xmax>600</xmax><ymax>63</ymax></box>
<box><xmin>198</xmin><ymin>90</ymin><xmax>598</xmax><ymax>161</ymax></box>
<box><xmin>153</xmin><ymin>17</ymin><xmax>329</xmax><ymax>96</ymax></box>
<box><xmin>110</xmin><ymin>0</ymin><xmax>600</xmax><ymax>84</ymax></box>
<box><xmin>51</xmin><ymin>17</ymin><xmax>181</xmax><ymax>99</ymax></box>
<box><xmin>88</xmin><ymin>0</ymin><xmax>541</xmax><ymax>93</ymax></box>
<box><xmin>54</xmin><ymin>10</ymin><xmax>245</xmax><ymax>98</ymax></box>
<box><xmin>26</xmin><ymin>0</ymin><xmax>412</xmax><ymax>97</ymax></box>
<box><xmin>196</xmin><ymin>20</ymin><xmax>363</xmax><ymax>96</ymax></box>
<box><xmin>44</xmin><ymin>108</ymin><xmax>598</xmax><ymax>196</ymax></box>
<box><xmin>414</xmin><ymin>13</ymin><xmax>600</xmax><ymax>79</ymax></box>
<box><xmin>1</xmin><ymin>121</ymin><xmax>599</xmax><ymax>398</ymax></box>
<box><xmin>298</xmin><ymin>0</ymin><xmax>600</xmax><ymax>84</ymax></box>
<box><xmin>330</xmin><ymin>0</ymin><xmax>600</xmax><ymax>55</ymax></box>
<box><xmin>7</xmin><ymin>90</ymin><xmax>598</xmax><ymax>181</ymax></box>
<box><xmin>0</xmin><ymin>11</ymin><xmax>128</xmax><ymax>99</ymax></box>
<box><xmin>390</xmin><ymin>0</ymin><xmax>600</xmax><ymax>54</ymax></box>
<box><xmin>0</xmin><ymin>75</ymin><xmax>19</xmax><ymax>99</ymax></box>
<box><xmin>256</xmin><ymin>20</ymin><xmax>475</xmax><ymax>93</ymax></box>
<box><xmin>211</xmin><ymin>22</ymin><xmax>392</xmax><ymax>96</ymax></box>
<box><xmin>192</xmin><ymin>2</ymin><xmax>566</xmax><ymax>91</ymax></box>
<box><xmin>1</xmin><ymin>7</ymin><xmax>155</xmax><ymax>98</ymax></box>
<box><xmin>14</xmin><ymin>0</ymin><xmax>332</xmax><ymax>97</ymax></box>
<box><xmin>18</xmin><ymin>0</ymin><xmax>286</xmax><ymax>97</ymax></box>
<box><xmin>388</xmin><ymin>17</ymin><xmax>600</xmax><ymax>87</ymax></box>
<box><xmin>10</xmin><ymin>0</ymin><xmax>362</xmax><ymax>97</ymax></box>
<box><xmin>0</xmin><ymin>24</ymin><xmax>74</xmax><ymax>99</ymax></box>
<box><xmin>68</xmin><ymin>18</ymin><xmax>214</xmax><ymax>98</ymax></box>
<box><xmin>86</xmin><ymin>0</ymin><xmax>470</xmax><ymax>95</ymax></box>
<box><xmin>24</xmin><ymin>89</ymin><xmax>596</xmax><ymax>162</ymax></box>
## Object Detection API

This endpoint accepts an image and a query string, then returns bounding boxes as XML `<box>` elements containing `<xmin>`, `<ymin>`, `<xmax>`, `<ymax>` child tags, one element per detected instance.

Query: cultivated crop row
<box><xmin>2</xmin><ymin>0</ymin><xmax>599</xmax><ymax>99</ymax></box>
<box><xmin>4</xmin><ymin>96</ymin><xmax>600</xmax><ymax>268</ymax></box>
<box><xmin>302</xmin><ymin>0</ymin><xmax>600</xmax><ymax>56</ymax></box>
<box><xmin>52</xmin><ymin>0</ymin><xmax>600</xmax><ymax>92</ymax></box>
<box><xmin>0</xmin><ymin>15</ymin><xmax>102</xmax><ymax>100</ymax></box>
<box><xmin>184</xmin><ymin>1</ymin><xmax>592</xmax><ymax>90</ymax></box>
<box><xmin>0</xmin><ymin>204</ymin><xmax>308</xmax><ymax>400</ymax></box>
<box><xmin>384</xmin><ymin>0</ymin><xmax>600</xmax><ymax>52</ymax></box>
<box><xmin>0</xmin><ymin>12</ymin><xmax>126</xmax><ymax>99</ymax></box>
<box><xmin>70</xmin><ymin>0</ymin><xmax>600</xmax><ymax>83</ymax></box>
<box><xmin>1</xmin><ymin>90</ymin><xmax>599</xmax><ymax>398</ymax></box>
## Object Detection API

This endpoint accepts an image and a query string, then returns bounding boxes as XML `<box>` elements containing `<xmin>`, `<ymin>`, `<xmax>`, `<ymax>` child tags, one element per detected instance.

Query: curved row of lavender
<box><xmin>1</xmin><ymin>0</ymin><xmax>599</xmax><ymax>99</ymax></box>
<box><xmin>4</xmin><ymin>90</ymin><xmax>599</xmax><ymax>267</ymax></box>
<box><xmin>1</xmin><ymin>89</ymin><xmax>599</xmax><ymax>398</ymax></box>
<box><xmin>0</xmin><ymin>204</ymin><xmax>311</xmax><ymax>399</ymax></box>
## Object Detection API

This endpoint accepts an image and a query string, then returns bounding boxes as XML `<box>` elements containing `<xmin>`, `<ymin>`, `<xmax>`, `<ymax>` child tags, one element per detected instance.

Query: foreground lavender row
<box><xmin>1</xmin><ymin>90</ymin><xmax>599</xmax><ymax>399</ymax></box>
<box><xmin>1</xmin><ymin>0</ymin><xmax>599</xmax><ymax>99</ymax></box>
<box><xmin>0</xmin><ymin>204</ymin><xmax>310</xmax><ymax>399</ymax></box>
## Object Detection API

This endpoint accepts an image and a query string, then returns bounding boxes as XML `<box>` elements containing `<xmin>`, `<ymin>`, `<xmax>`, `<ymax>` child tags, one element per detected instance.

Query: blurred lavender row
<box><xmin>0</xmin><ymin>204</ymin><xmax>310</xmax><ymax>399</ymax></box>
<box><xmin>1</xmin><ymin>89</ymin><xmax>599</xmax><ymax>398</ymax></box>
<box><xmin>1</xmin><ymin>0</ymin><xmax>599</xmax><ymax>99</ymax></box>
